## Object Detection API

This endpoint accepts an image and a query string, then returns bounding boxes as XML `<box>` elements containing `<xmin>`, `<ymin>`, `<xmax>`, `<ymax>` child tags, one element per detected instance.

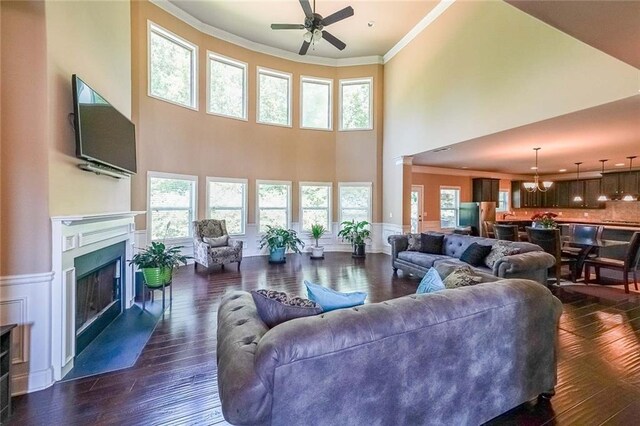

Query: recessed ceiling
<box><xmin>166</xmin><ymin>0</ymin><xmax>440</xmax><ymax>59</ymax></box>
<box><xmin>412</xmin><ymin>96</ymin><xmax>640</xmax><ymax>175</ymax></box>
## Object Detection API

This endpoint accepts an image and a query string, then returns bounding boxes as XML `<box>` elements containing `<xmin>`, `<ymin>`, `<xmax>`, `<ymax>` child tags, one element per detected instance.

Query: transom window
<box><xmin>257</xmin><ymin>67</ymin><xmax>292</xmax><ymax>127</ymax></box>
<box><xmin>207</xmin><ymin>52</ymin><xmax>247</xmax><ymax>120</ymax></box>
<box><xmin>207</xmin><ymin>178</ymin><xmax>247</xmax><ymax>235</ymax></box>
<box><xmin>497</xmin><ymin>190</ymin><xmax>510</xmax><ymax>212</ymax></box>
<box><xmin>257</xmin><ymin>181</ymin><xmax>292</xmax><ymax>232</ymax></box>
<box><xmin>339</xmin><ymin>183</ymin><xmax>372</xmax><ymax>225</ymax></box>
<box><xmin>339</xmin><ymin>77</ymin><xmax>372</xmax><ymax>131</ymax></box>
<box><xmin>147</xmin><ymin>172</ymin><xmax>198</xmax><ymax>241</ymax></box>
<box><xmin>301</xmin><ymin>77</ymin><xmax>332</xmax><ymax>130</ymax></box>
<box><xmin>300</xmin><ymin>183</ymin><xmax>332</xmax><ymax>232</ymax></box>
<box><xmin>440</xmin><ymin>187</ymin><xmax>460</xmax><ymax>229</ymax></box>
<box><xmin>148</xmin><ymin>22</ymin><xmax>197</xmax><ymax>109</ymax></box>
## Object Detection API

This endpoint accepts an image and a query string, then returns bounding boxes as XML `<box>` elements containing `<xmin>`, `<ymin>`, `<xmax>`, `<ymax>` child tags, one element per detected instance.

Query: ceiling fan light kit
<box><xmin>271</xmin><ymin>0</ymin><xmax>354</xmax><ymax>55</ymax></box>
<box><xmin>523</xmin><ymin>148</ymin><xmax>553</xmax><ymax>193</ymax></box>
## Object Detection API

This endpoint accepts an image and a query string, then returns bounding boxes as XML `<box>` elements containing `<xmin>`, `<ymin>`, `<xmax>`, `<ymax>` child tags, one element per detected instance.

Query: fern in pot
<box><xmin>128</xmin><ymin>241</ymin><xmax>190</xmax><ymax>288</ymax></box>
<box><xmin>310</xmin><ymin>223</ymin><xmax>327</xmax><ymax>259</ymax></box>
<box><xmin>337</xmin><ymin>220</ymin><xmax>371</xmax><ymax>258</ymax></box>
<box><xmin>259</xmin><ymin>226</ymin><xmax>305</xmax><ymax>264</ymax></box>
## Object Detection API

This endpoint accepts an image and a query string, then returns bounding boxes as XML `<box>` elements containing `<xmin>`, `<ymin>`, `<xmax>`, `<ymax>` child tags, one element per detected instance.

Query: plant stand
<box><xmin>142</xmin><ymin>280</ymin><xmax>172</xmax><ymax>311</ymax></box>
<box><xmin>268</xmin><ymin>259</ymin><xmax>286</xmax><ymax>264</ymax></box>
<box><xmin>310</xmin><ymin>255</ymin><xmax>325</xmax><ymax>260</ymax></box>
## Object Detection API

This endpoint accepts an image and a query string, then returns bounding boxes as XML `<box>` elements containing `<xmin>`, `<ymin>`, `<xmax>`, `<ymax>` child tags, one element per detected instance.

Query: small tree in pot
<box><xmin>310</xmin><ymin>223</ymin><xmax>327</xmax><ymax>259</ymax></box>
<box><xmin>259</xmin><ymin>226</ymin><xmax>305</xmax><ymax>264</ymax></box>
<box><xmin>128</xmin><ymin>241</ymin><xmax>190</xmax><ymax>287</ymax></box>
<box><xmin>337</xmin><ymin>220</ymin><xmax>371</xmax><ymax>258</ymax></box>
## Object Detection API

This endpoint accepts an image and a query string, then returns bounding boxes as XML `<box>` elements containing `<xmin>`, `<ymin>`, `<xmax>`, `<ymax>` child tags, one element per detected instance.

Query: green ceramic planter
<box><xmin>142</xmin><ymin>267</ymin><xmax>172</xmax><ymax>288</ymax></box>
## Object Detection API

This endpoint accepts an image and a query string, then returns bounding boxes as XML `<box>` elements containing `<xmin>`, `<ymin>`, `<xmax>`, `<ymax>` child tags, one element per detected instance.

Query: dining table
<box><xmin>561</xmin><ymin>236</ymin><xmax>629</xmax><ymax>279</ymax></box>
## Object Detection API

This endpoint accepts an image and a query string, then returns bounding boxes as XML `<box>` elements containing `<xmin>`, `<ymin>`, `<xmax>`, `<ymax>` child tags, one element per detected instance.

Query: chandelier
<box><xmin>523</xmin><ymin>148</ymin><xmax>553</xmax><ymax>193</ymax></box>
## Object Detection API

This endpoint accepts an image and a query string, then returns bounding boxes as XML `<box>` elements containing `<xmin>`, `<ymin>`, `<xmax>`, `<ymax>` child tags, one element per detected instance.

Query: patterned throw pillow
<box><xmin>443</xmin><ymin>266</ymin><xmax>484</xmax><ymax>289</ymax></box>
<box><xmin>484</xmin><ymin>241</ymin><xmax>521</xmax><ymax>269</ymax></box>
<box><xmin>251</xmin><ymin>289</ymin><xmax>322</xmax><ymax>328</ymax></box>
<box><xmin>203</xmin><ymin>235</ymin><xmax>229</xmax><ymax>247</ymax></box>
<box><xmin>416</xmin><ymin>268</ymin><xmax>445</xmax><ymax>294</ymax></box>
<box><xmin>406</xmin><ymin>234</ymin><xmax>422</xmax><ymax>251</ymax></box>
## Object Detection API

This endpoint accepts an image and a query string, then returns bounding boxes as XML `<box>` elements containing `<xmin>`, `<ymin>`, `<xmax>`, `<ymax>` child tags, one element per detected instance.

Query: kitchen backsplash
<box><xmin>511</xmin><ymin>201</ymin><xmax>640</xmax><ymax>223</ymax></box>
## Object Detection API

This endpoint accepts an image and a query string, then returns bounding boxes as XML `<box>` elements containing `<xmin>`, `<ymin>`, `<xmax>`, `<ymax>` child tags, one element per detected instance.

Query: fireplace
<box><xmin>74</xmin><ymin>242</ymin><xmax>125</xmax><ymax>355</ymax></box>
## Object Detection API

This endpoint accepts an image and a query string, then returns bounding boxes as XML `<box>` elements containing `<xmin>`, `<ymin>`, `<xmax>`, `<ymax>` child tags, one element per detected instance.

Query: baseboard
<box><xmin>12</xmin><ymin>367</ymin><xmax>54</xmax><ymax>395</ymax></box>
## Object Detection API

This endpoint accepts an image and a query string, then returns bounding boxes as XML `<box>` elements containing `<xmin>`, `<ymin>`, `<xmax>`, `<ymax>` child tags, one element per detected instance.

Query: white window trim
<box><xmin>205</xmin><ymin>176</ymin><xmax>248</xmax><ymax>236</ymax></box>
<box><xmin>338</xmin><ymin>182</ymin><xmax>373</xmax><ymax>225</ymax></box>
<box><xmin>256</xmin><ymin>66</ymin><xmax>292</xmax><ymax>128</ymax></box>
<box><xmin>256</xmin><ymin>179</ymin><xmax>292</xmax><ymax>232</ymax></box>
<box><xmin>299</xmin><ymin>182</ymin><xmax>333</xmax><ymax>234</ymax></box>
<box><xmin>338</xmin><ymin>77</ymin><xmax>373</xmax><ymax>132</ymax></box>
<box><xmin>206</xmin><ymin>51</ymin><xmax>248</xmax><ymax>121</ymax></box>
<box><xmin>497</xmin><ymin>190</ymin><xmax>510</xmax><ymax>212</ymax></box>
<box><xmin>147</xmin><ymin>171</ymin><xmax>199</xmax><ymax>243</ymax></box>
<box><xmin>147</xmin><ymin>21</ymin><xmax>198</xmax><ymax>111</ymax></box>
<box><xmin>300</xmin><ymin>76</ymin><xmax>333</xmax><ymax>131</ymax></box>
<box><xmin>439</xmin><ymin>186</ymin><xmax>460</xmax><ymax>229</ymax></box>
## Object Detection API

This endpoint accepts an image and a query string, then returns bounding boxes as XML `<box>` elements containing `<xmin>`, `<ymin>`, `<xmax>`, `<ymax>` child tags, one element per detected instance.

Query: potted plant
<box><xmin>128</xmin><ymin>241</ymin><xmax>190</xmax><ymax>288</ymax></box>
<box><xmin>337</xmin><ymin>220</ymin><xmax>371</xmax><ymax>258</ymax></box>
<box><xmin>531</xmin><ymin>212</ymin><xmax>558</xmax><ymax>229</ymax></box>
<box><xmin>310</xmin><ymin>223</ymin><xmax>327</xmax><ymax>259</ymax></box>
<box><xmin>259</xmin><ymin>225</ymin><xmax>305</xmax><ymax>264</ymax></box>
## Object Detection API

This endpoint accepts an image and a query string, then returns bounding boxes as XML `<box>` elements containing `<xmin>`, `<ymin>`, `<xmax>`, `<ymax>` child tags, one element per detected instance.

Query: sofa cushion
<box><xmin>443</xmin><ymin>266</ymin><xmax>484</xmax><ymax>289</ymax></box>
<box><xmin>305</xmin><ymin>281</ymin><xmax>367</xmax><ymax>312</ymax></box>
<box><xmin>416</xmin><ymin>268</ymin><xmax>445</xmax><ymax>294</ymax></box>
<box><xmin>459</xmin><ymin>242</ymin><xmax>492</xmax><ymax>267</ymax></box>
<box><xmin>406</xmin><ymin>233</ymin><xmax>422</xmax><ymax>251</ymax></box>
<box><xmin>398</xmin><ymin>251</ymin><xmax>450</xmax><ymax>269</ymax></box>
<box><xmin>251</xmin><ymin>289</ymin><xmax>322</xmax><ymax>328</ymax></box>
<box><xmin>485</xmin><ymin>241</ymin><xmax>521</xmax><ymax>269</ymax></box>
<box><xmin>420</xmin><ymin>233</ymin><xmax>445</xmax><ymax>254</ymax></box>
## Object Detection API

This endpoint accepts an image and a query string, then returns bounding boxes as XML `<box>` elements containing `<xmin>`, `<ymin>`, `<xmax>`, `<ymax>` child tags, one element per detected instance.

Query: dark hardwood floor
<box><xmin>8</xmin><ymin>253</ymin><xmax>640</xmax><ymax>425</ymax></box>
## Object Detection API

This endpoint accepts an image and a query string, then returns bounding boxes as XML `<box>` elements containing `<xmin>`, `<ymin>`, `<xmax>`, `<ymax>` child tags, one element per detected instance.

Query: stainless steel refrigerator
<box><xmin>458</xmin><ymin>202</ymin><xmax>496</xmax><ymax>237</ymax></box>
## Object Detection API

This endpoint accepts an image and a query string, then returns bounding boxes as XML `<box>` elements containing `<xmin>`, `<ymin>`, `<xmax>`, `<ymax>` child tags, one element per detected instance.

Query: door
<box><xmin>410</xmin><ymin>185</ymin><xmax>424</xmax><ymax>233</ymax></box>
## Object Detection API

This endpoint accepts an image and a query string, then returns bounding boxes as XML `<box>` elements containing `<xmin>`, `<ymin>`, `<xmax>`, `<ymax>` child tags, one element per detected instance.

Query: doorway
<box><xmin>410</xmin><ymin>185</ymin><xmax>424</xmax><ymax>233</ymax></box>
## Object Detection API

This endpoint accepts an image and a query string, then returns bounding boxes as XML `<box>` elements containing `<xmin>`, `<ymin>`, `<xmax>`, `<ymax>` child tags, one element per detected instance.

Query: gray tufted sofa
<box><xmin>217</xmin><ymin>280</ymin><xmax>562</xmax><ymax>425</ymax></box>
<box><xmin>388</xmin><ymin>233</ymin><xmax>556</xmax><ymax>284</ymax></box>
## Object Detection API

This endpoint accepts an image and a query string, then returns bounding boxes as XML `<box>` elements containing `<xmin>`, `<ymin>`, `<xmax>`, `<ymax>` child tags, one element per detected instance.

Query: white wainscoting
<box><xmin>0</xmin><ymin>272</ymin><xmax>55</xmax><ymax>395</ymax></box>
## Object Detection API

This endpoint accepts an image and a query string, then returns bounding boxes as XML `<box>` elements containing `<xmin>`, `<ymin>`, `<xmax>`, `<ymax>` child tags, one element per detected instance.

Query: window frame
<box><xmin>147</xmin><ymin>171</ymin><xmax>198</xmax><ymax>243</ymax></box>
<box><xmin>206</xmin><ymin>51</ymin><xmax>248</xmax><ymax>121</ymax></box>
<box><xmin>256</xmin><ymin>179</ymin><xmax>292</xmax><ymax>233</ymax></box>
<box><xmin>497</xmin><ymin>190</ymin><xmax>510</xmax><ymax>212</ymax></box>
<box><xmin>338</xmin><ymin>77</ymin><xmax>373</xmax><ymax>132</ymax></box>
<box><xmin>439</xmin><ymin>186</ymin><xmax>460</xmax><ymax>229</ymax></box>
<box><xmin>300</xmin><ymin>76</ymin><xmax>333</xmax><ymax>131</ymax></box>
<box><xmin>256</xmin><ymin>66</ymin><xmax>292</xmax><ymax>128</ymax></box>
<box><xmin>299</xmin><ymin>182</ymin><xmax>333</xmax><ymax>234</ymax></box>
<box><xmin>338</xmin><ymin>182</ymin><xmax>373</xmax><ymax>226</ymax></box>
<box><xmin>205</xmin><ymin>177</ymin><xmax>248</xmax><ymax>236</ymax></box>
<box><xmin>147</xmin><ymin>21</ymin><xmax>198</xmax><ymax>111</ymax></box>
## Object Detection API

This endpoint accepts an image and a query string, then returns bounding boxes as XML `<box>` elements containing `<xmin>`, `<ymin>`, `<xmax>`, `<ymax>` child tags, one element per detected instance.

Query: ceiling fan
<box><xmin>271</xmin><ymin>0</ymin><xmax>354</xmax><ymax>55</ymax></box>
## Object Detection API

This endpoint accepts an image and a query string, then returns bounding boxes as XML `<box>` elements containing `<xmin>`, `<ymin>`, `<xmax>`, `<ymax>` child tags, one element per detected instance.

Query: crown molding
<box><xmin>383</xmin><ymin>0</ymin><xmax>456</xmax><ymax>64</ymax></box>
<box><xmin>150</xmin><ymin>0</ymin><xmax>383</xmax><ymax>67</ymax></box>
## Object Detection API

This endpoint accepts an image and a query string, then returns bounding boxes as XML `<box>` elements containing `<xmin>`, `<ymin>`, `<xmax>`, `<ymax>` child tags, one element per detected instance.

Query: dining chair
<box><xmin>562</xmin><ymin>224</ymin><xmax>604</xmax><ymax>257</ymax></box>
<box><xmin>584</xmin><ymin>231</ymin><xmax>640</xmax><ymax>294</ymax></box>
<box><xmin>482</xmin><ymin>221</ymin><xmax>495</xmax><ymax>238</ymax></box>
<box><xmin>526</xmin><ymin>227</ymin><xmax>577</xmax><ymax>284</ymax></box>
<box><xmin>494</xmin><ymin>224</ymin><xmax>520</xmax><ymax>242</ymax></box>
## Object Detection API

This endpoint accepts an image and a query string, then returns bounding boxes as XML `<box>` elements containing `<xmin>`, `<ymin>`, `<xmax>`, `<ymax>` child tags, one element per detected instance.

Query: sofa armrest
<box><xmin>494</xmin><ymin>251</ymin><xmax>556</xmax><ymax>277</ymax></box>
<box><xmin>387</xmin><ymin>234</ymin><xmax>408</xmax><ymax>259</ymax></box>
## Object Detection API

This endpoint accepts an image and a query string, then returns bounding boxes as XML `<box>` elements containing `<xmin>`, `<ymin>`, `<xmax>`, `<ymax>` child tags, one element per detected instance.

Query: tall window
<box><xmin>148</xmin><ymin>22</ymin><xmax>197</xmax><ymax>109</ymax></box>
<box><xmin>300</xmin><ymin>183</ymin><xmax>332</xmax><ymax>232</ymax></box>
<box><xmin>207</xmin><ymin>52</ymin><xmax>247</xmax><ymax>120</ymax></box>
<box><xmin>207</xmin><ymin>178</ymin><xmax>247</xmax><ymax>235</ymax></box>
<box><xmin>497</xmin><ymin>190</ymin><xmax>510</xmax><ymax>212</ymax></box>
<box><xmin>257</xmin><ymin>67</ymin><xmax>292</xmax><ymax>127</ymax></box>
<box><xmin>339</xmin><ymin>77</ymin><xmax>372</xmax><ymax>131</ymax></box>
<box><xmin>257</xmin><ymin>181</ymin><xmax>291</xmax><ymax>232</ymax></box>
<box><xmin>301</xmin><ymin>77</ymin><xmax>332</xmax><ymax>130</ymax></box>
<box><xmin>440</xmin><ymin>187</ymin><xmax>460</xmax><ymax>229</ymax></box>
<box><xmin>148</xmin><ymin>172</ymin><xmax>197</xmax><ymax>241</ymax></box>
<box><xmin>339</xmin><ymin>183</ymin><xmax>372</xmax><ymax>225</ymax></box>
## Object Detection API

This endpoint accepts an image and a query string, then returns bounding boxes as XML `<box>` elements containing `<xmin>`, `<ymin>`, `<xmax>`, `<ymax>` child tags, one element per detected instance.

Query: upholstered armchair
<box><xmin>192</xmin><ymin>219</ymin><xmax>243</xmax><ymax>271</ymax></box>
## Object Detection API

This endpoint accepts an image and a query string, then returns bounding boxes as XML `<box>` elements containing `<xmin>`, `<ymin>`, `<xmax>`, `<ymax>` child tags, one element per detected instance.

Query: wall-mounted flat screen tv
<box><xmin>72</xmin><ymin>74</ymin><xmax>137</xmax><ymax>175</ymax></box>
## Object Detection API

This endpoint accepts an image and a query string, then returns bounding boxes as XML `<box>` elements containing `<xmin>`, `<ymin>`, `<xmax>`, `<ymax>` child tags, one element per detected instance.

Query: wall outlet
<box><xmin>389</xmin><ymin>212</ymin><xmax>393</xmax><ymax>218</ymax></box>
<box><xmin>584</xmin><ymin>212</ymin><xmax>589</xmax><ymax>217</ymax></box>
<box><xmin>558</xmin><ymin>211</ymin><xmax>563</xmax><ymax>216</ymax></box>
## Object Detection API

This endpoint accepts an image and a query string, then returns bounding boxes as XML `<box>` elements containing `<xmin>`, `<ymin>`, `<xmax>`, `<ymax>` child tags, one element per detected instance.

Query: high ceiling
<box><xmin>166</xmin><ymin>0</ymin><xmax>441</xmax><ymax>59</ymax></box>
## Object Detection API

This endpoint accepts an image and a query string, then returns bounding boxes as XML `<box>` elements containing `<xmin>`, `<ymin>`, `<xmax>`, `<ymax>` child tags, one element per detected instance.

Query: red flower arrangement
<box><xmin>531</xmin><ymin>212</ymin><xmax>558</xmax><ymax>228</ymax></box>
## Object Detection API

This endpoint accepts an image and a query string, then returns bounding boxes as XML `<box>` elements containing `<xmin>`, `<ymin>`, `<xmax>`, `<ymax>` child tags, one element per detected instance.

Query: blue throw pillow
<box><xmin>416</xmin><ymin>268</ymin><xmax>445</xmax><ymax>294</ymax></box>
<box><xmin>304</xmin><ymin>280</ymin><xmax>367</xmax><ymax>312</ymax></box>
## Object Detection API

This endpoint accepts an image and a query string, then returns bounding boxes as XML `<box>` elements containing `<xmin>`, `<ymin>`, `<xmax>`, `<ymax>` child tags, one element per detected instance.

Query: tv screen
<box><xmin>72</xmin><ymin>74</ymin><xmax>137</xmax><ymax>174</ymax></box>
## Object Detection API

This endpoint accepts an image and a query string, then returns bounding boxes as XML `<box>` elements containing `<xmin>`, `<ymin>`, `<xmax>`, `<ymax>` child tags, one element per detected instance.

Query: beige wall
<box><xmin>131</xmin><ymin>1</ymin><xmax>383</xmax><ymax>231</ymax></box>
<box><xmin>383</xmin><ymin>0</ymin><xmax>639</xmax><ymax>226</ymax></box>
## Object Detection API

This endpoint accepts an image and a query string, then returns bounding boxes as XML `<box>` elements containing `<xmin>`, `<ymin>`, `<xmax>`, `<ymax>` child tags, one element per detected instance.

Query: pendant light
<box><xmin>622</xmin><ymin>156</ymin><xmax>638</xmax><ymax>202</ymax></box>
<box><xmin>572</xmin><ymin>162</ymin><xmax>583</xmax><ymax>203</ymax></box>
<box><xmin>523</xmin><ymin>148</ymin><xmax>553</xmax><ymax>192</ymax></box>
<box><xmin>597</xmin><ymin>159</ymin><xmax>609</xmax><ymax>202</ymax></box>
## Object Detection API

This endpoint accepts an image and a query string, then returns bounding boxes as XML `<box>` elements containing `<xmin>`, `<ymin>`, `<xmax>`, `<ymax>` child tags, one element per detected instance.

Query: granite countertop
<box><xmin>496</xmin><ymin>218</ymin><xmax>640</xmax><ymax>230</ymax></box>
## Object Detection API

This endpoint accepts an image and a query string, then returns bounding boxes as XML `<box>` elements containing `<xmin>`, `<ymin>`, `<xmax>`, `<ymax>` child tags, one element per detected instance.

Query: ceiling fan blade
<box><xmin>321</xmin><ymin>30</ymin><xmax>346</xmax><ymax>50</ymax></box>
<box><xmin>299</xmin><ymin>0</ymin><xmax>313</xmax><ymax>18</ymax></box>
<box><xmin>299</xmin><ymin>40</ymin><xmax>311</xmax><ymax>55</ymax></box>
<box><xmin>321</xmin><ymin>6</ymin><xmax>354</xmax><ymax>26</ymax></box>
<box><xmin>271</xmin><ymin>23</ymin><xmax>305</xmax><ymax>30</ymax></box>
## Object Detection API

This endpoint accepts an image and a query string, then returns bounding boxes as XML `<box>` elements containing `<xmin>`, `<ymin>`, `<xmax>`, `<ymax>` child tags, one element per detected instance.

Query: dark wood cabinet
<box><xmin>472</xmin><ymin>178</ymin><xmax>500</xmax><ymax>203</ymax></box>
<box><xmin>621</xmin><ymin>171</ymin><xmax>639</xmax><ymax>196</ymax></box>
<box><xmin>542</xmin><ymin>184</ymin><xmax>557</xmax><ymax>208</ymax></box>
<box><xmin>1</xmin><ymin>324</ymin><xmax>16</xmax><ymax>423</ymax></box>
<box><xmin>569</xmin><ymin>180</ymin><xmax>585</xmax><ymax>207</ymax></box>
<box><xmin>511</xmin><ymin>180</ymin><xmax>522</xmax><ymax>209</ymax></box>
<box><xmin>556</xmin><ymin>181</ymin><xmax>571</xmax><ymax>208</ymax></box>
<box><xmin>584</xmin><ymin>179</ymin><xmax>603</xmax><ymax>208</ymax></box>
<box><xmin>601</xmin><ymin>173</ymin><xmax>620</xmax><ymax>197</ymax></box>
<box><xmin>511</xmin><ymin>179</ymin><xmax>606</xmax><ymax>209</ymax></box>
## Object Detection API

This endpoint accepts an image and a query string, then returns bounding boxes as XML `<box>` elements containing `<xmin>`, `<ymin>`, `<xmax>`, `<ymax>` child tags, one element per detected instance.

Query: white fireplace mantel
<box><xmin>50</xmin><ymin>211</ymin><xmax>143</xmax><ymax>380</ymax></box>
